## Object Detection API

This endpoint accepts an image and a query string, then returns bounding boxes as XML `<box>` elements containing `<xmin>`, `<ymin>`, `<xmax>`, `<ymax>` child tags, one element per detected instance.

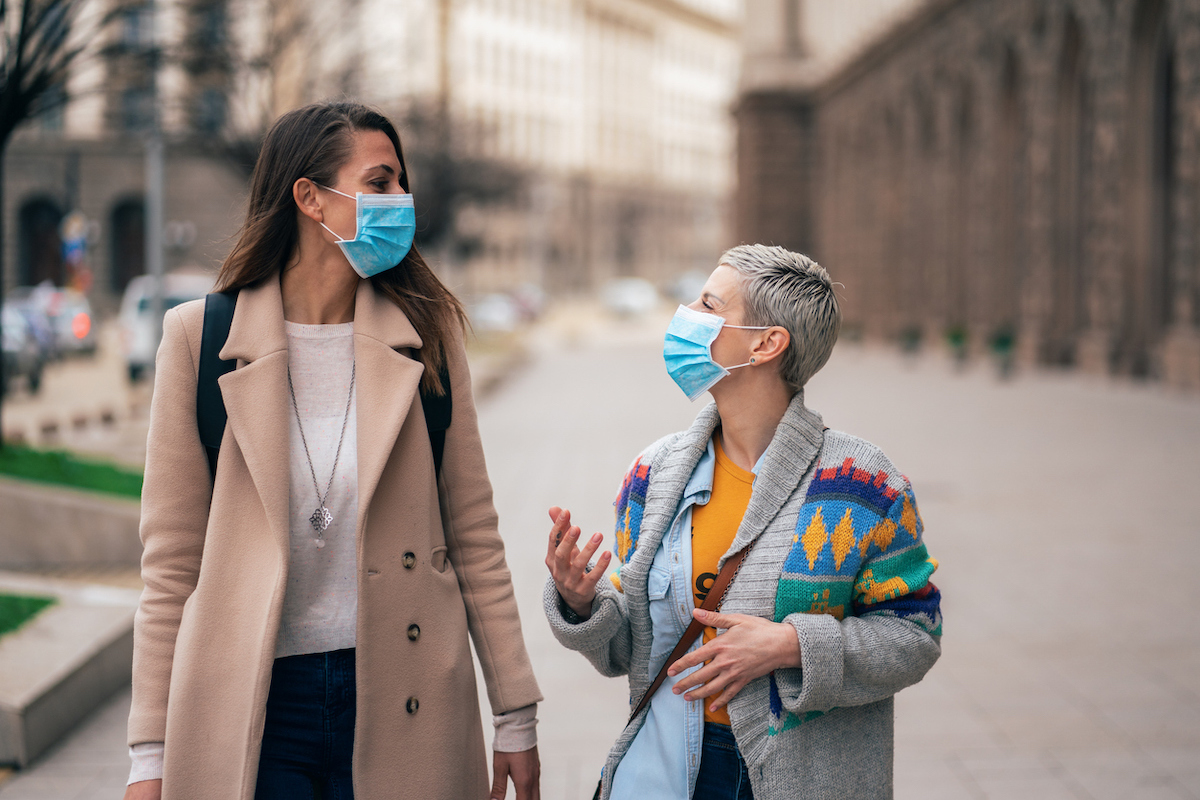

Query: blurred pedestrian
<box><xmin>123</xmin><ymin>102</ymin><xmax>542</xmax><ymax>800</ymax></box>
<box><xmin>544</xmin><ymin>245</ymin><xmax>942</xmax><ymax>800</ymax></box>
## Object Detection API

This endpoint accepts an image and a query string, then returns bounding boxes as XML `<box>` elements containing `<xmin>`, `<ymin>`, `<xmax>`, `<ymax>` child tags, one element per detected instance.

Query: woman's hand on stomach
<box><xmin>667</xmin><ymin>609</ymin><xmax>803</xmax><ymax>713</ymax></box>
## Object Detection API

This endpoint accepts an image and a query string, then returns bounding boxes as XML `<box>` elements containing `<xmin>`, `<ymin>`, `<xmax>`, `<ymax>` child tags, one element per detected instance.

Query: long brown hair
<box><xmin>214</xmin><ymin>101</ymin><xmax>466</xmax><ymax>394</ymax></box>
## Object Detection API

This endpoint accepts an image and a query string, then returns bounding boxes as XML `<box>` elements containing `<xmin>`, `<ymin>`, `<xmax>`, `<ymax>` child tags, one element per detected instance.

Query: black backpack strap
<box><xmin>197</xmin><ymin>290</ymin><xmax>238</xmax><ymax>482</ymax></box>
<box><xmin>419</xmin><ymin>362</ymin><xmax>452</xmax><ymax>477</ymax></box>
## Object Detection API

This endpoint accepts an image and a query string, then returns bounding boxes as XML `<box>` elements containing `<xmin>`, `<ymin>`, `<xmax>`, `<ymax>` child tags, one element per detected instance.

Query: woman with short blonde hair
<box><xmin>546</xmin><ymin>245</ymin><xmax>942</xmax><ymax>800</ymax></box>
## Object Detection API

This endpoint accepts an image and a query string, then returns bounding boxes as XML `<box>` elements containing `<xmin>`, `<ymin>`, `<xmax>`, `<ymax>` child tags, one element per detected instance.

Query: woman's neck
<box><xmin>280</xmin><ymin>238</ymin><xmax>359</xmax><ymax>324</ymax></box>
<box><xmin>712</xmin><ymin>378</ymin><xmax>794</xmax><ymax>472</ymax></box>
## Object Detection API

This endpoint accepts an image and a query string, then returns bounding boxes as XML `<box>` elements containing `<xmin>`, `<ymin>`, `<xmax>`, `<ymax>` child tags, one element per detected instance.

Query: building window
<box><xmin>121</xmin><ymin>4</ymin><xmax>155</xmax><ymax>52</ymax></box>
<box><xmin>196</xmin><ymin>3</ymin><xmax>228</xmax><ymax>50</ymax></box>
<box><xmin>121</xmin><ymin>86</ymin><xmax>155</xmax><ymax>131</ymax></box>
<box><xmin>38</xmin><ymin>84</ymin><xmax>67</xmax><ymax>131</ymax></box>
<box><xmin>195</xmin><ymin>88</ymin><xmax>227</xmax><ymax>135</ymax></box>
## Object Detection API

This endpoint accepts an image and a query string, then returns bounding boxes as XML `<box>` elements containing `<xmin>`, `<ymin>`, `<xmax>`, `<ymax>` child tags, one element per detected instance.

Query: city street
<box><xmin>1</xmin><ymin>308</ymin><xmax>1198</xmax><ymax>799</ymax></box>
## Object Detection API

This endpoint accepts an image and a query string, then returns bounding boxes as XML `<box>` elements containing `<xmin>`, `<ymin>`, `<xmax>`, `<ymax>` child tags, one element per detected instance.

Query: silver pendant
<box><xmin>310</xmin><ymin>505</ymin><xmax>333</xmax><ymax>533</ymax></box>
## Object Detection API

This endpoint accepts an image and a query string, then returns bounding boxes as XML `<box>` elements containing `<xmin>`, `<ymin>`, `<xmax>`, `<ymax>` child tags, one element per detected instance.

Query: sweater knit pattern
<box><xmin>544</xmin><ymin>392</ymin><xmax>942</xmax><ymax>800</ymax></box>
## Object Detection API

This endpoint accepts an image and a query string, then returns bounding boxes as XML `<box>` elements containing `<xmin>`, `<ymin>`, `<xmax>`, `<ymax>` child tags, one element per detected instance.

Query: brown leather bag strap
<box><xmin>626</xmin><ymin>543</ymin><xmax>751</xmax><ymax>724</ymax></box>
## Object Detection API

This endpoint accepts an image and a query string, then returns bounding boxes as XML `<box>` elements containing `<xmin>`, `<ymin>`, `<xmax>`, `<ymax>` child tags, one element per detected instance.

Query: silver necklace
<box><xmin>287</xmin><ymin>362</ymin><xmax>355</xmax><ymax>548</ymax></box>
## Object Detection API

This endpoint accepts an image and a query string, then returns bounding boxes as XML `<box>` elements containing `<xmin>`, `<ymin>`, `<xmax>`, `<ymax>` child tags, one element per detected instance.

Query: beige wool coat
<box><xmin>128</xmin><ymin>276</ymin><xmax>542</xmax><ymax>800</ymax></box>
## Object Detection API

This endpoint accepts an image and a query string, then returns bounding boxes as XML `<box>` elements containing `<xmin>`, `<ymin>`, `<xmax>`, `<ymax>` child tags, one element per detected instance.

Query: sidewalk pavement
<box><xmin>2</xmin><ymin>313</ymin><xmax>1197</xmax><ymax>799</ymax></box>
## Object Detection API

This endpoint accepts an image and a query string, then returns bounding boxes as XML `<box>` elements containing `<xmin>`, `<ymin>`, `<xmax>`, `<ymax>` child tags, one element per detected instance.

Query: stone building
<box><xmin>266</xmin><ymin>0</ymin><xmax>743</xmax><ymax>296</ymax></box>
<box><xmin>5</xmin><ymin>0</ymin><xmax>744</xmax><ymax>313</ymax></box>
<box><xmin>3</xmin><ymin>0</ymin><xmax>249</xmax><ymax>313</ymax></box>
<box><xmin>737</xmin><ymin>0</ymin><xmax>1200</xmax><ymax>388</ymax></box>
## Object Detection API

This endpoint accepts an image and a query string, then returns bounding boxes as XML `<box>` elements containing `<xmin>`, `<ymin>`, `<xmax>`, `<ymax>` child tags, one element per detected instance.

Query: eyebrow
<box><xmin>703</xmin><ymin>291</ymin><xmax>725</xmax><ymax>304</ymax></box>
<box><xmin>363</xmin><ymin>164</ymin><xmax>397</xmax><ymax>175</ymax></box>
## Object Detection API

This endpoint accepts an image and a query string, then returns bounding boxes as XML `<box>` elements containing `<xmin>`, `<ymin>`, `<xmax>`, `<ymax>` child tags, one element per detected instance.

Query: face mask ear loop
<box><xmin>719</xmin><ymin>323</ymin><xmax>769</xmax><ymax>370</ymax></box>
<box><xmin>312</xmin><ymin>184</ymin><xmax>356</xmax><ymax>243</ymax></box>
<box><xmin>319</xmin><ymin>220</ymin><xmax>349</xmax><ymax>243</ymax></box>
<box><xmin>315</xmin><ymin>183</ymin><xmax>356</xmax><ymax>201</ymax></box>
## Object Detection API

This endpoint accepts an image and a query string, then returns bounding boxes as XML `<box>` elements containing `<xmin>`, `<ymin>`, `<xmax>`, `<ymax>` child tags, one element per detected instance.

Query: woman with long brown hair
<box><xmin>122</xmin><ymin>101</ymin><xmax>542</xmax><ymax>800</ymax></box>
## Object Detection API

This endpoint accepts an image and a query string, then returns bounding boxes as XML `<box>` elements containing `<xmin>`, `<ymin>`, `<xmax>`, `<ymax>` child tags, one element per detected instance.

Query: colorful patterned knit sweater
<box><xmin>614</xmin><ymin>446</ymin><xmax>942</xmax><ymax>735</ymax></box>
<box><xmin>547</xmin><ymin>393</ymin><xmax>943</xmax><ymax>800</ymax></box>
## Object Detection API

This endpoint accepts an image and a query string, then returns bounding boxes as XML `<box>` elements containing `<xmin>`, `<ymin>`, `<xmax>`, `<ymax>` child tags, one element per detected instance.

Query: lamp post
<box><xmin>145</xmin><ymin>0</ymin><xmax>166</xmax><ymax>357</ymax></box>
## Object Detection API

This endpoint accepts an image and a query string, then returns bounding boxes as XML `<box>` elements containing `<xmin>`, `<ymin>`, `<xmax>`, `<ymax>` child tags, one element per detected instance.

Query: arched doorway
<box><xmin>17</xmin><ymin>198</ymin><xmax>65</xmax><ymax>286</ymax></box>
<box><xmin>1049</xmin><ymin>13</ymin><xmax>1090</xmax><ymax>365</ymax></box>
<box><xmin>110</xmin><ymin>198</ymin><xmax>145</xmax><ymax>294</ymax></box>
<box><xmin>1124</xmin><ymin>0</ymin><xmax>1175</xmax><ymax>376</ymax></box>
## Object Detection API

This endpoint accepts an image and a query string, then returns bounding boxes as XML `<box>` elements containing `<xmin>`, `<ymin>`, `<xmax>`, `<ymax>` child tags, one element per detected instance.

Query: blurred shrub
<box><xmin>0</xmin><ymin>593</ymin><xmax>56</xmax><ymax>638</ymax></box>
<box><xmin>0</xmin><ymin>445</ymin><xmax>142</xmax><ymax>498</ymax></box>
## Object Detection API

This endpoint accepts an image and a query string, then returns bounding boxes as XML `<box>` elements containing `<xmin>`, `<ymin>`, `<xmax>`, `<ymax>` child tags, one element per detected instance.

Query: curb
<box><xmin>0</xmin><ymin>477</ymin><xmax>141</xmax><ymax>570</ymax></box>
<box><xmin>0</xmin><ymin>573</ymin><xmax>139</xmax><ymax>768</ymax></box>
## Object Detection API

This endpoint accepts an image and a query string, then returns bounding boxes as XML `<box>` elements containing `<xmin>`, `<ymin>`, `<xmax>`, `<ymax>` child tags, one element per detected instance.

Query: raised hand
<box><xmin>544</xmin><ymin>506</ymin><xmax>611</xmax><ymax>619</ymax></box>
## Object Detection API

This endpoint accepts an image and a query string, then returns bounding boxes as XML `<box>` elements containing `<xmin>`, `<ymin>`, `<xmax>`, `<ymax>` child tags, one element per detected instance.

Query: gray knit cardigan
<box><xmin>543</xmin><ymin>392</ymin><xmax>942</xmax><ymax>800</ymax></box>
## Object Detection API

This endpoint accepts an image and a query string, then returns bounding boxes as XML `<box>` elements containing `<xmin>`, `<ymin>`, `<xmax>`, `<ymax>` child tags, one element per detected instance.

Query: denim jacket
<box><xmin>609</xmin><ymin>440</ymin><xmax>763</xmax><ymax>799</ymax></box>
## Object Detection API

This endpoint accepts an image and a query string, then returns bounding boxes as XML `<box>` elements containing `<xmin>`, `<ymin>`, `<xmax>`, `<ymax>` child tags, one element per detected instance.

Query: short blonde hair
<box><xmin>720</xmin><ymin>244</ymin><xmax>841</xmax><ymax>392</ymax></box>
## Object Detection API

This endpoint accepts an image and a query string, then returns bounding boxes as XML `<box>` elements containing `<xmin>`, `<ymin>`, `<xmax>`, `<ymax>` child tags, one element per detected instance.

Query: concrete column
<box><xmin>1161</xmin><ymin>0</ymin><xmax>1200</xmax><ymax>388</ymax></box>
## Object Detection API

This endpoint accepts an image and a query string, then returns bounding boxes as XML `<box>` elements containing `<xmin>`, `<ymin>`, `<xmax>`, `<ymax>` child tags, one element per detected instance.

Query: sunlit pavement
<box><xmin>3</xmin><ymin>306</ymin><xmax>1198</xmax><ymax>799</ymax></box>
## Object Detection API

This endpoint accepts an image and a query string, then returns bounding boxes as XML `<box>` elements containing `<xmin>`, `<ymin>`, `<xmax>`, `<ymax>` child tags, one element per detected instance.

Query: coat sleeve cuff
<box><xmin>542</xmin><ymin>575</ymin><xmax>623</xmax><ymax>652</ymax></box>
<box><xmin>128</xmin><ymin>742</ymin><xmax>164</xmax><ymax>785</ymax></box>
<box><xmin>492</xmin><ymin>703</ymin><xmax>538</xmax><ymax>752</ymax></box>
<box><xmin>776</xmin><ymin>612</ymin><xmax>844</xmax><ymax>714</ymax></box>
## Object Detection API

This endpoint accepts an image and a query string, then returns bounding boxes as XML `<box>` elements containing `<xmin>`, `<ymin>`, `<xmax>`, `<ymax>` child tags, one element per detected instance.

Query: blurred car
<box><xmin>4</xmin><ymin>291</ymin><xmax>59</xmax><ymax>362</ymax></box>
<box><xmin>50</xmin><ymin>288</ymin><xmax>97</xmax><ymax>356</ymax></box>
<box><xmin>508</xmin><ymin>282</ymin><xmax>547</xmax><ymax>322</ymax></box>
<box><xmin>12</xmin><ymin>282</ymin><xmax>98</xmax><ymax>357</ymax></box>
<box><xmin>469</xmin><ymin>293</ymin><xmax>521</xmax><ymax>334</ymax></box>
<box><xmin>121</xmin><ymin>271</ymin><xmax>215</xmax><ymax>382</ymax></box>
<box><xmin>601</xmin><ymin>277</ymin><xmax>660</xmax><ymax>317</ymax></box>
<box><xmin>2</xmin><ymin>303</ymin><xmax>44</xmax><ymax>396</ymax></box>
<box><xmin>666</xmin><ymin>270</ymin><xmax>709</xmax><ymax>305</ymax></box>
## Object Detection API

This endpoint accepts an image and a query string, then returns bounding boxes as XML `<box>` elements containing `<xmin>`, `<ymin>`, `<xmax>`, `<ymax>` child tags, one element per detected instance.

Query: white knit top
<box><xmin>277</xmin><ymin>320</ymin><xmax>359</xmax><ymax>658</ymax></box>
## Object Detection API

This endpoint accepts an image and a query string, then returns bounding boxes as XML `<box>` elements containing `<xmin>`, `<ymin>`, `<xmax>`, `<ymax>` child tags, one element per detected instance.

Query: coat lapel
<box><xmin>350</xmin><ymin>279</ymin><xmax>423</xmax><ymax>533</ymax></box>
<box><xmin>216</xmin><ymin>277</ymin><xmax>425</xmax><ymax>549</ymax></box>
<box><xmin>217</xmin><ymin>278</ymin><xmax>291</xmax><ymax>551</ymax></box>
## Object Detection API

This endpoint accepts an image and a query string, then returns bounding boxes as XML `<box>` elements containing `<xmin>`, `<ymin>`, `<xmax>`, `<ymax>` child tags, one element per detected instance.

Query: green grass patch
<box><xmin>0</xmin><ymin>593</ymin><xmax>57</xmax><ymax>638</ymax></box>
<box><xmin>0</xmin><ymin>444</ymin><xmax>142</xmax><ymax>498</ymax></box>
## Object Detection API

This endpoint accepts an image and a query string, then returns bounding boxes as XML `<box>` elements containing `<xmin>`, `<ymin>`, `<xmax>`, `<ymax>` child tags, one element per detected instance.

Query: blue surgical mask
<box><xmin>663</xmin><ymin>304</ymin><xmax>768</xmax><ymax>401</ymax></box>
<box><xmin>318</xmin><ymin>185</ymin><xmax>416</xmax><ymax>278</ymax></box>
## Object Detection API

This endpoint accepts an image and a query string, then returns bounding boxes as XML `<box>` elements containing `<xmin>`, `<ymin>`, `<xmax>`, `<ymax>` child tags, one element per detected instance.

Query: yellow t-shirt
<box><xmin>690</xmin><ymin>432</ymin><xmax>755</xmax><ymax>726</ymax></box>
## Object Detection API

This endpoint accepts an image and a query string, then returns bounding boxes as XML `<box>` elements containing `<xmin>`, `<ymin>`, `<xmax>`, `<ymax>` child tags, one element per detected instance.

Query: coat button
<box><xmin>407</xmin><ymin>624</ymin><xmax>420</xmax><ymax>641</ymax></box>
<box><xmin>406</xmin><ymin>696</ymin><xmax>419</xmax><ymax>714</ymax></box>
<box><xmin>403</xmin><ymin>552</ymin><xmax>416</xmax><ymax>569</ymax></box>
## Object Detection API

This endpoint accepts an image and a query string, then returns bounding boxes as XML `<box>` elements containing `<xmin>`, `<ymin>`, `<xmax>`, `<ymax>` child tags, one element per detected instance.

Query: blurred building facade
<box><xmin>738</xmin><ymin>0</ymin><xmax>1200</xmax><ymax>388</ymax></box>
<box><xmin>262</xmin><ymin>0</ymin><xmax>743</xmax><ymax>295</ymax></box>
<box><xmin>4</xmin><ymin>0</ymin><xmax>743</xmax><ymax>311</ymax></box>
<box><xmin>3</xmin><ymin>0</ymin><xmax>251</xmax><ymax>311</ymax></box>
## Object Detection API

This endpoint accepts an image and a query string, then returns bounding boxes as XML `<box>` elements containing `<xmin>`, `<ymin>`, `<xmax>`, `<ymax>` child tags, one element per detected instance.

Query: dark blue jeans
<box><xmin>255</xmin><ymin>649</ymin><xmax>356</xmax><ymax>800</ymax></box>
<box><xmin>692</xmin><ymin>722</ymin><xmax>754</xmax><ymax>800</ymax></box>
